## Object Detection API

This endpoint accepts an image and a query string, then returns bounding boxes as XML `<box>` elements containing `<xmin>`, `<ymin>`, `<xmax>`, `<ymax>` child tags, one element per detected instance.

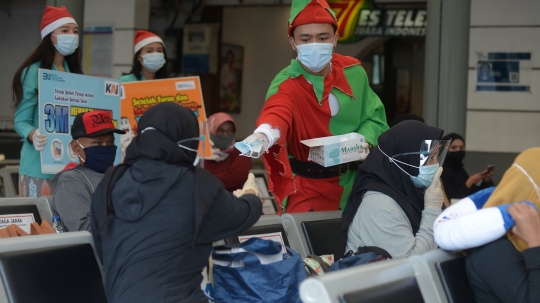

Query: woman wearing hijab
<box><xmin>205</xmin><ymin>112</ymin><xmax>252</xmax><ymax>191</ymax></box>
<box><xmin>434</xmin><ymin>148</ymin><xmax>540</xmax><ymax>303</ymax></box>
<box><xmin>90</xmin><ymin>103</ymin><xmax>262</xmax><ymax>303</ymax></box>
<box><xmin>441</xmin><ymin>133</ymin><xmax>494</xmax><ymax>199</ymax></box>
<box><xmin>342</xmin><ymin>120</ymin><xmax>449</xmax><ymax>259</ymax></box>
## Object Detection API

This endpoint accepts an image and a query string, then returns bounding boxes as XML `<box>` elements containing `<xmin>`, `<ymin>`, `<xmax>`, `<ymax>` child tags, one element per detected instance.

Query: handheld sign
<box><xmin>38</xmin><ymin>69</ymin><xmax>122</xmax><ymax>174</ymax></box>
<box><xmin>120</xmin><ymin>77</ymin><xmax>212</xmax><ymax>160</ymax></box>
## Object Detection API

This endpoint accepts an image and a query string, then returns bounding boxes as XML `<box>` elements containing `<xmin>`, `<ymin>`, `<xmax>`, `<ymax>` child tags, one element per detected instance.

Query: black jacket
<box><xmin>91</xmin><ymin>158</ymin><xmax>262</xmax><ymax>303</ymax></box>
<box><xmin>442</xmin><ymin>164</ymin><xmax>493</xmax><ymax>200</ymax></box>
<box><xmin>466</xmin><ymin>237</ymin><xmax>540</xmax><ymax>303</ymax></box>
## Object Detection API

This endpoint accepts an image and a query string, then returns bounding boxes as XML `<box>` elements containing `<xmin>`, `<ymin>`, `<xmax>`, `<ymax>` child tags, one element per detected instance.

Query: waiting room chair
<box><xmin>410</xmin><ymin>249</ymin><xmax>477</xmax><ymax>303</ymax></box>
<box><xmin>300</xmin><ymin>258</ymin><xmax>425</xmax><ymax>303</ymax></box>
<box><xmin>282</xmin><ymin>211</ymin><xmax>343</xmax><ymax>258</ymax></box>
<box><xmin>0</xmin><ymin>198</ymin><xmax>42</xmax><ymax>224</ymax></box>
<box><xmin>0</xmin><ymin>231</ymin><xmax>106</xmax><ymax>303</ymax></box>
<box><xmin>222</xmin><ymin>215</ymin><xmax>291</xmax><ymax>248</ymax></box>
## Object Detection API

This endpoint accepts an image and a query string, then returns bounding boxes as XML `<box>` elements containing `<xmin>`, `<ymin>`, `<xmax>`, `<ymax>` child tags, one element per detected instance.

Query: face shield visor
<box><xmin>379</xmin><ymin>140</ymin><xmax>451</xmax><ymax>188</ymax></box>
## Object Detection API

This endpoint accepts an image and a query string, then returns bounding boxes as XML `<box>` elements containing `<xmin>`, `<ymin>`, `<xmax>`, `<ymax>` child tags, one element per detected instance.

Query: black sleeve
<box><xmin>466</xmin><ymin>237</ymin><xmax>540</xmax><ymax>303</ymax></box>
<box><xmin>196</xmin><ymin>188</ymin><xmax>262</xmax><ymax>244</ymax></box>
<box><xmin>90</xmin><ymin>185</ymin><xmax>103</xmax><ymax>263</ymax></box>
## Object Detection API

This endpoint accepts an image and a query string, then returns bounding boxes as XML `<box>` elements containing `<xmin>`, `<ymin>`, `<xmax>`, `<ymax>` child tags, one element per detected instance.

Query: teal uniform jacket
<box><xmin>119</xmin><ymin>74</ymin><xmax>146</xmax><ymax>82</ymax></box>
<box><xmin>14</xmin><ymin>61</ymin><xmax>70</xmax><ymax>179</ymax></box>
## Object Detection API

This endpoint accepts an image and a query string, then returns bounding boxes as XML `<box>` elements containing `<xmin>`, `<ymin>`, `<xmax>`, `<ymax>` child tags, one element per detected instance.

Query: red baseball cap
<box><xmin>71</xmin><ymin>111</ymin><xmax>125</xmax><ymax>140</ymax></box>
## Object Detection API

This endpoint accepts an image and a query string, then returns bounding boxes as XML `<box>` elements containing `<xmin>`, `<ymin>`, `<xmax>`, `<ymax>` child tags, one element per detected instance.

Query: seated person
<box><xmin>52</xmin><ymin>111</ymin><xmax>125</xmax><ymax>231</ymax></box>
<box><xmin>342</xmin><ymin>120</ymin><xmax>450</xmax><ymax>258</ymax></box>
<box><xmin>433</xmin><ymin>148</ymin><xmax>540</xmax><ymax>303</ymax></box>
<box><xmin>204</xmin><ymin>112</ymin><xmax>251</xmax><ymax>191</ymax></box>
<box><xmin>442</xmin><ymin>133</ymin><xmax>494</xmax><ymax>200</ymax></box>
<box><xmin>90</xmin><ymin>103</ymin><xmax>262</xmax><ymax>303</ymax></box>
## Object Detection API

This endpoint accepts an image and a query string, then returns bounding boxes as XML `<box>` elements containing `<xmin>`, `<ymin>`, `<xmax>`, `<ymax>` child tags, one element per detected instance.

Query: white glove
<box><xmin>233</xmin><ymin>173</ymin><xmax>259</xmax><ymax>197</ymax></box>
<box><xmin>32</xmin><ymin>129</ymin><xmax>47</xmax><ymax>152</ymax></box>
<box><xmin>234</xmin><ymin>132</ymin><xmax>269</xmax><ymax>158</ymax></box>
<box><xmin>424</xmin><ymin>167</ymin><xmax>444</xmax><ymax>209</ymax></box>
<box><xmin>213</xmin><ymin>149</ymin><xmax>229</xmax><ymax>162</ymax></box>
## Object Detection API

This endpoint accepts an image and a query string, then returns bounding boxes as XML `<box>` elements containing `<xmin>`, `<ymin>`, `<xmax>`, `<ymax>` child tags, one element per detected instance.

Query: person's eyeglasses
<box><xmin>216</xmin><ymin>129</ymin><xmax>235</xmax><ymax>135</ymax></box>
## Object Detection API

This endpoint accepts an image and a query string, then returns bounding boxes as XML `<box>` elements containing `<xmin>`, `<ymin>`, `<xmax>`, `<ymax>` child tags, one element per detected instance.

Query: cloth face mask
<box><xmin>210</xmin><ymin>134</ymin><xmax>234</xmax><ymax>150</ymax></box>
<box><xmin>53</xmin><ymin>34</ymin><xmax>79</xmax><ymax>56</ymax></box>
<box><xmin>295</xmin><ymin>41</ymin><xmax>334</xmax><ymax>73</ymax></box>
<box><xmin>141</xmin><ymin>52</ymin><xmax>166</xmax><ymax>72</ymax></box>
<box><xmin>77</xmin><ymin>141</ymin><xmax>117</xmax><ymax>173</ymax></box>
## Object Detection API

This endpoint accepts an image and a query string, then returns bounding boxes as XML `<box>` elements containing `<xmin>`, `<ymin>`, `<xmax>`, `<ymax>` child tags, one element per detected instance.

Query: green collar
<box><xmin>287</xmin><ymin>59</ymin><xmax>326</xmax><ymax>103</ymax></box>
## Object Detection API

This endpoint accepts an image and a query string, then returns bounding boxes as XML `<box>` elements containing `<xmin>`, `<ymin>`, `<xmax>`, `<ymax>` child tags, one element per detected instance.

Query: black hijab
<box><xmin>342</xmin><ymin>120</ymin><xmax>444</xmax><ymax>239</ymax></box>
<box><xmin>442</xmin><ymin>133</ymin><xmax>465</xmax><ymax>170</ymax></box>
<box><xmin>96</xmin><ymin>103</ymin><xmax>221</xmax><ymax>246</ymax></box>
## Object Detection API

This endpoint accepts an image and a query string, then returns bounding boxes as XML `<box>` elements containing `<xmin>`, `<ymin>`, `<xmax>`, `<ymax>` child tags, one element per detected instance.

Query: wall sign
<box><xmin>328</xmin><ymin>0</ymin><xmax>426</xmax><ymax>43</ymax></box>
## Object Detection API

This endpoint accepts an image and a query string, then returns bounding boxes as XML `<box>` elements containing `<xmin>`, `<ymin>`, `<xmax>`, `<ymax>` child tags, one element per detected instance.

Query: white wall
<box><xmin>84</xmin><ymin>0</ymin><xmax>149</xmax><ymax>79</ymax></box>
<box><xmin>222</xmin><ymin>6</ymin><xmax>293</xmax><ymax>139</ymax></box>
<box><xmin>0</xmin><ymin>0</ymin><xmax>45</xmax><ymax>128</ymax></box>
<box><xmin>466</xmin><ymin>0</ymin><xmax>540</xmax><ymax>153</ymax></box>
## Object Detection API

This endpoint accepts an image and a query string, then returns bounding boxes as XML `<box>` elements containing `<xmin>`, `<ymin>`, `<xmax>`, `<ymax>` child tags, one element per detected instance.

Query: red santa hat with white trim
<box><xmin>134</xmin><ymin>30</ymin><xmax>164</xmax><ymax>53</ymax></box>
<box><xmin>40</xmin><ymin>6</ymin><xmax>77</xmax><ymax>39</ymax></box>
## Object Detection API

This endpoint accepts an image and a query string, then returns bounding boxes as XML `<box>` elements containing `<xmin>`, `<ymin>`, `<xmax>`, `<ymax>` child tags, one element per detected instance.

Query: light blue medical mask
<box><xmin>53</xmin><ymin>34</ymin><xmax>79</xmax><ymax>56</ymax></box>
<box><xmin>378</xmin><ymin>146</ymin><xmax>440</xmax><ymax>188</ymax></box>
<box><xmin>141</xmin><ymin>52</ymin><xmax>166</xmax><ymax>72</ymax></box>
<box><xmin>295</xmin><ymin>40</ymin><xmax>335</xmax><ymax>73</ymax></box>
<box><xmin>235</xmin><ymin>139</ymin><xmax>264</xmax><ymax>158</ymax></box>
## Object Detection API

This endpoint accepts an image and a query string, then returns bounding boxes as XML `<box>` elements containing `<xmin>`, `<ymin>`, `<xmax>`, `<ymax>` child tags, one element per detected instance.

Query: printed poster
<box><xmin>476</xmin><ymin>52</ymin><xmax>532</xmax><ymax>92</ymax></box>
<box><xmin>38</xmin><ymin>69</ymin><xmax>122</xmax><ymax>174</ymax></box>
<box><xmin>120</xmin><ymin>77</ymin><xmax>212</xmax><ymax>160</ymax></box>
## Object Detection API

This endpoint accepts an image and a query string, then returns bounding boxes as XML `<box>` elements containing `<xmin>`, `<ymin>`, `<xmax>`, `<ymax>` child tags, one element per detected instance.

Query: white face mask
<box><xmin>294</xmin><ymin>38</ymin><xmax>335</xmax><ymax>73</ymax></box>
<box><xmin>52</xmin><ymin>34</ymin><xmax>79</xmax><ymax>56</ymax></box>
<box><xmin>513</xmin><ymin>163</ymin><xmax>540</xmax><ymax>200</ymax></box>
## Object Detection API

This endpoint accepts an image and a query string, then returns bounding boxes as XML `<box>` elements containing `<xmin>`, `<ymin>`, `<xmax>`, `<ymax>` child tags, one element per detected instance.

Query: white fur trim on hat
<box><xmin>134</xmin><ymin>36</ymin><xmax>164</xmax><ymax>53</ymax></box>
<box><xmin>41</xmin><ymin>17</ymin><xmax>77</xmax><ymax>39</ymax></box>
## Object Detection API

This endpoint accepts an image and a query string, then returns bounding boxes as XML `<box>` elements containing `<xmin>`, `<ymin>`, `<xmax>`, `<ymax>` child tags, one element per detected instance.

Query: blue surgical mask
<box><xmin>410</xmin><ymin>164</ymin><xmax>439</xmax><ymax>188</ymax></box>
<box><xmin>53</xmin><ymin>34</ymin><xmax>79</xmax><ymax>56</ymax></box>
<box><xmin>378</xmin><ymin>146</ymin><xmax>440</xmax><ymax>188</ymax></box>
<box><xmin>295</xmin><ymin>41</ymin><xmax>335</xmax><ymax>73</ymax></box>
<box><xmin>77</xmin><ymin>141</ymin><xmax>117</xmax><ymax>174</ymax></box>
<box><xmin>235</xmin><ymin>139</ymin><xmax>264</xmax><ymax>158</ymax></box>
<box><xmin>141</xmin><ymin>52</ymin><xmax>166</xmax><ymax>72</ymax></box>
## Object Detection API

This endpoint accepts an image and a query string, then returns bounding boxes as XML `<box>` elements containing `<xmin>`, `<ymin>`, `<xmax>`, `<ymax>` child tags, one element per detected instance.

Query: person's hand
<box><xmin>234</xmin><ymin>133</ymin><xmax>269</xmax><ymax>158</ymax></box>
<box><xmin>466</xmin><ymin>170</ymin><xmax>488</xmax><ymax>188</ymax></box>
<box><xmin>31</xmin><ymin>129</ymin><xmax>47</xmax><ymax>152</ymax></box>
<box><xmin>211</xmin><ymin>144</ymin><xmax>229</xmax><ymax>162</ymax></box>
<box><xmin>232</xmin><ymin>173</ymin><xmax>260</xmax><ymax>198</ymax></box>
<box><xmin>483</xmin><ymin>170</ymin><xmax>494</xmax><ymax>183</ymax></box>
<box><xmin>508</xmin><ymin>203</ymin><xmax>540</xmax><ymax>248</ymax></box>
<box><xmin>424</xmin><ymin>167</ymin><xmax>444</xmax><ymax>209</ymax></box>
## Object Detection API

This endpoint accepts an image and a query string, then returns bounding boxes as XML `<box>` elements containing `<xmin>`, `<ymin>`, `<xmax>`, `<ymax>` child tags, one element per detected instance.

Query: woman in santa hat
<box><xmin>11</xmin><ymin>5</ymin><xmax>82</xmax><ymax>198</ymax></box>
<box><xmin>120</xmin><ymin>30</ymin><xmax>168</xmax><ymax>82</ymax></box>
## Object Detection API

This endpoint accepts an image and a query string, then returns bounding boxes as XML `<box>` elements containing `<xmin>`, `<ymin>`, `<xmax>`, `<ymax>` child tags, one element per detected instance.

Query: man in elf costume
<box><xmin>236</xmin><ymin>0</ymin><xmax>389</xmax><ymax>214</ymax></box>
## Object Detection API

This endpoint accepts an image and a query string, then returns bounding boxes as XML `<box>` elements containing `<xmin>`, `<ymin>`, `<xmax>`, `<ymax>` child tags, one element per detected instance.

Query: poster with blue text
<box><xmin>38</xmin><ymin>69</ymin><xmax>121</xmax><ymax>174</ymax></box>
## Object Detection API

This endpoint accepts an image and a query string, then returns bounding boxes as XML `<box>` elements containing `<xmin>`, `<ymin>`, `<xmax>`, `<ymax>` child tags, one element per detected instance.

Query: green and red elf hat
<box><xmin>288</xmin><ymin>0</ymin><xmax>338</xmax><ymax>37</ymax></box>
